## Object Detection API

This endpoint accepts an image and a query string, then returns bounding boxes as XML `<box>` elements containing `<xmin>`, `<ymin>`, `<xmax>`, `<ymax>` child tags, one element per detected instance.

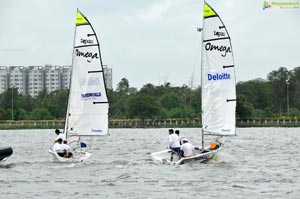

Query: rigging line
<box><xmin>191</xmin><ymin>30</ymin><xmax>202</xmax><ymax>89</ymax></box>
<box><xmin>203</xmin><ymin>37</ymin><xmax>230</xmax><ymax>43</ymax></box>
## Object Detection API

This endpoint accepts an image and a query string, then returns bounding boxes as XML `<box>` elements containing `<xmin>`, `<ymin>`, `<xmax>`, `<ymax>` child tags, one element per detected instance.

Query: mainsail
<box><xmin>64</xmin><ymin>10</ymin><xmax>109</xmax><ymax>136</ymax></box>
<box><xmin>201</xmin><ymin>2</ymin><xmax>236</xmax><ymax>136</ymax></box>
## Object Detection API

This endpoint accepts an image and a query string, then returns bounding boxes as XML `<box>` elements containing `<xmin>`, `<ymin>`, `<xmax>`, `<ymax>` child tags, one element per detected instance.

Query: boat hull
<box><xmin>48</xmin><ymin>149</ymin><xmax>91</xmax><ymax>163</ymax></box>
<box><xmin>151</xmin><ymin>145</ymin><xmax>222</xmax><ymax>166</ymax></box>
<box><xmin>0</xmin><ymin>146</ymin><xmax>13</xmax><ymax>162</ymax></box>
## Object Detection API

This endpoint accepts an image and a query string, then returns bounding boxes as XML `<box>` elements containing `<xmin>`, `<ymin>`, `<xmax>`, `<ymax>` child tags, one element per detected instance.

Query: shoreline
<box><xmin>0</xmin><ymin>119</ymin><xmax>299</xmax><ymax>129</ymax></box>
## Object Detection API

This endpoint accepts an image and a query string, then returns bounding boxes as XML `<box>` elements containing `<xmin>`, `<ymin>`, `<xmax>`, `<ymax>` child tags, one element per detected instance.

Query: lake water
<box><xmin>0</xmin><ymin>128</ymin><xmax>299</xmax><ymax>199</ymax></box>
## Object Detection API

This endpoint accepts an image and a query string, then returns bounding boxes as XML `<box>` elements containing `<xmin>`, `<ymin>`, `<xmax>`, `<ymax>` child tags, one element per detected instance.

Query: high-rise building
<box><xmin>8</xmin><ymin>66</ymin><xmax>27</xmax><ymax>95</ymax></box>
<box><xmin>61</xmin><ymin>65</ymin><xmax>71</xmax><ymax>90</ymax></box>
<box><xmin>44</xmin><ymin>65</ymin><xmax>62</xmax><ymax>94</ymax></box>
<box><xmin>0</xmin><ymin>65</ymin><xmax>112</xmax><ymax>97</ymax></box>
<box><xmin>27</xmin><ymin>66</ymin><xmax>44</xmax><ymax>97</ymax></box>
<box><xmin>0</xmin><ymin>66</ymin><xmax>8</xmax><ymax>94</ymax></box>
<box><xmin>103</xmin><ymin>65</ymin><xmax>113</xmax><ymax>90</ymax></box>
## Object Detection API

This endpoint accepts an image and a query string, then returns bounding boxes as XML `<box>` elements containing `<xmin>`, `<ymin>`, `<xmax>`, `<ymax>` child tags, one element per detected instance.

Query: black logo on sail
<box><xmin>205</xmin><ymin>42</ymin><xmax>231</xmax><ymax>57</ymax></box>
<box><xmin>75</xmin><ymin>49</ymin><xmax>99</xmax><ymax>62</ymax></box>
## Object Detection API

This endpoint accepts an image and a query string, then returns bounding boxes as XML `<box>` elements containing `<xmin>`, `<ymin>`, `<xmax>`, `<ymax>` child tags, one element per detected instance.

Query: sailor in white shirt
<box><xmin>180</xmin><ymin>138</ymin><xmax>201</xmax><ymax>157</ymax></box>
<box><xmin>52</xmin><ymin>138</ymin><xmax>64</xmax><ymax>157</ymax></box>
<box><xmin>61</xmin><ymin>141</ymin><xmax>73</xmax><ymax>158</ymax></box>
<box><xmin>54</xmin><ymin>129</ymin><xmax>66</xmax><ymax>143</ymax></box>
<box><xmin>168</xmin><ymin>129</ymin><xmax>180</xmax><ymax>161</ymax></box>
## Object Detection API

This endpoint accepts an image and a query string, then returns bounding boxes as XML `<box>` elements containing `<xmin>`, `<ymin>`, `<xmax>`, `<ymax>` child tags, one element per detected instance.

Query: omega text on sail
<box><xmin>205</xmin><ymin>42</ymin><xmax>231</xmax><ymax>57</ymax></box>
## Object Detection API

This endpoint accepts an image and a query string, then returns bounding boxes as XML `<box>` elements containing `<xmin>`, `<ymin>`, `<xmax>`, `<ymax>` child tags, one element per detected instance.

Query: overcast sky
<box><xmin>1</xmin><ymin>0</ymin><xmax>299</xmax><ymax>89</ymax></box>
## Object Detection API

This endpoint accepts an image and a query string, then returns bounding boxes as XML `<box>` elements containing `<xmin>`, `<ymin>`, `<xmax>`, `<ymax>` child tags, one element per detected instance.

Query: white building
<box><xmin>0</xmin><ymin>65</ymin><xmax>112</xmax><ymax>97</ymax></box>
<box><xmin>0</xmin><ymin>66</ymin><xmax>8</xmax><ymax>94</ymax></box>
<box><xmin>9</xmin><ymin>66</ymin><xmax>27</xmax><ymax>95</ymax></box>
<box><xmin>103</xmin><ymin>65</ymin><xmax>113</xmax><ymax>90</ymax></box>
<box><xmin>27</xmin><ymin>66</ymin><xmax>44</xmax><ymax>97</ymax></box>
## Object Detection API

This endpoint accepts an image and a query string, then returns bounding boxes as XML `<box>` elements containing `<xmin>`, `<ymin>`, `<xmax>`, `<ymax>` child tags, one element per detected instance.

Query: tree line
<box><xmin>0</xmin><ymin>66</ymin><xmax>299</xmax><ymax>121</ymax></box>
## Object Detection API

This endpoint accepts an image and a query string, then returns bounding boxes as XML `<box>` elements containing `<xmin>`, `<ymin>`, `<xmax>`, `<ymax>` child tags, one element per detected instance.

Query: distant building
<box><xmin>0</xmin><ymin>66</ymin><xmax>8</xmax><ymax>94</ymax></box>
<box><xmin>27</xmin><ymin>65</ymin><xmax>44</xmax><ymax>97</ymax></box>
<box><xmin>8</xmin><ymin>66</ymin><xmax>27</xmax><ymax>95</ymax></box>
<box><xmin>103</xmin><ymin>65</ymin><xmax>113</xmax><ymax>90</ymax></box>
<box><xmin>0</xmin><ymin>65</ymin><xmax>112</xmax><ymax>97</ymax></box>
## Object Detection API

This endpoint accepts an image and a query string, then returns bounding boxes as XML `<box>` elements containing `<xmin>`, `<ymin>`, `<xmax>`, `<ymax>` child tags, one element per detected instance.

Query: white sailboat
<box><xmin>49</xmin><ymin>10</ymin><xmax>109</xmax><ymax>162</ymax></box>
<box><xmin>151</xmin><ymin>2</ymin><xmax>236</xmax><ymax>166</ymax></box>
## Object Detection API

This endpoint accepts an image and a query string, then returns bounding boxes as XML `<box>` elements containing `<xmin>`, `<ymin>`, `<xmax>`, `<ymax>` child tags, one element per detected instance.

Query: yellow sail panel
<box><xmin>76</xmin><ymin>11</ymin><xmax>89</xmax><ymax>25</ymax></box>
<box><xmin>203</xmin><ymin>3</ymin><xmax>216</xmax><ymax>17</ymax></box>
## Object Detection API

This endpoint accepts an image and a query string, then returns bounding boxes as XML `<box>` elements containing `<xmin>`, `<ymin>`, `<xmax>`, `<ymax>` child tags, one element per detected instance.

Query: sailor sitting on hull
<box><xmin>52</xmin><ymin>138</ymin><xmax>73</xmax><ymax>158</ymax></box>
<box><xmin>53</xmin><ymin>138</ymin><xmax>65</xmax><ymax>157</ymax></box>
<box><xmin>61</xmin><ymin>140</ymin><xmax>73</xmax><ymax>158</ymax></box>
<box><xmin>179</xmin><ymin>138</ymin><xmax>201</xmax><ymax>159</ymax></box>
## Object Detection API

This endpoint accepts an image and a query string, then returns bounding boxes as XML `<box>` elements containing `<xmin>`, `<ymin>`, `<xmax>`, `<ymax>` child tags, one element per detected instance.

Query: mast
<box><xmin>64</xmin><ymin>9</ymin><xmax>79</xmax><ymax>138</ymax></box>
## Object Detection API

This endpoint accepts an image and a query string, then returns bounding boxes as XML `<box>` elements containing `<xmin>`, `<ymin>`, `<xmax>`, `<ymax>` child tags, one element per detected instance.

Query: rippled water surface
<box><xmin>0</xmin><ymin>128</ymin><xmax>299</xmax><ymax>199</ymax></box>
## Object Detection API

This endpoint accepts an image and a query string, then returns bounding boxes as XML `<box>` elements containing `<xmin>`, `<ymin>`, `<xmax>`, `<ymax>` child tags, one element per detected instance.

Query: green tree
<box><xmin>237</xmin><ymin>79</ymin><xmax>272</xmax><ymax>110</ymax></box>
<box><xmin>16</xmin><ymin>108</ymin><xmax>27</xmax><ymax>120</ymax></box>
<box><xmin>0</xmin><ymin>108</ymin><xmax>5</xmax><ymax>119</ymax></box>
<box><xmin>128</xmin><ymin>94</ymin><xmax>161</xmax><ymax>119</ymax></box>
<box><xmin>236</xmin><ymin>95</ymin><xmax>254</xmax><ymax>119</ymax></box>
<box><xmin>289</xmin><ymin>67</ymin><xmax>300</xmax><ymax>110</ymax></box>
<box><xmin>28</xmin><ymin>108</ymin><xmax>53</xmax><ymax>120</ymax></box>
<box><xmin>267</xmin><ymin>67</ymin><xmax>290</xmax><ymax>116</ymax></box>
<box><xmin>160</xmin><ymin>92</ymin><xmax>183</xmax><ymax>110</ymax></box>
<box><xmin>116</xmin><ymin>78</ymin><xmax>129</xmax><ymax>94</ymax></box>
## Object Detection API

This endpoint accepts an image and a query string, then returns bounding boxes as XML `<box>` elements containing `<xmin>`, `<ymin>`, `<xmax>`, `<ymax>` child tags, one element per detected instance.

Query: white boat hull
<box><xmin>151</xmin><ymin>145</ymin><xmax>222</xmax><ymax>166</ymax></box>
<box><xmin>48</xmin><ymin>149</ymin><xmax>91</xmax><ymax>163</ymax></box>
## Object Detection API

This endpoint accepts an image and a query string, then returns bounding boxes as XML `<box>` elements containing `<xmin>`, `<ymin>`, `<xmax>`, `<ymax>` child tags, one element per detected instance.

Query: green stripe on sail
<box><xmin>76</xmin><ymin>11</ymin><xmax>89</xmax><ymax>25</ymax></box>
<box><xmin>204</xmin><ymin>3</ymin><xmax>217</xmax><ymax>17</ymax></box>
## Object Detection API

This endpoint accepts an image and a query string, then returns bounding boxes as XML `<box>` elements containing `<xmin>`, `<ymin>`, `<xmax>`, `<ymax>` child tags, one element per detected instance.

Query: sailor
<box><xmin>179</xmin><ymin>138</ymin><xmax>201</xmax><ymax>158</ymax></box>
<box><xmin>52</xmin><ymin>138</ymin><xmax>65</xmax><ymax>157</ymax></box>
<box><xmin>175</xmin><ymin>130</ymin><xmax>182</xmax><ymax>145</ymax></box>
<box><xmin>61</xmin><ymin>140</ymin><xmax>73</xmax><ymax>158</ymax></box>
<box><xmin>168</xmin><ymin>129</ymin><xmax>180</xmax><ymax>161</ymax></box>
<box><xmin>54</xmin><ymin>129</ymin><xmax>66</xmax><ymax>143</ymax></box>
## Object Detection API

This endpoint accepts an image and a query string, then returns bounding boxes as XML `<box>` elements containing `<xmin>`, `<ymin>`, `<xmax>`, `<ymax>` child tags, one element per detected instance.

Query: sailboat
<box><xmin>49</xmin><ymin>10</ymin><xmax>109</xmax><ymax>162</ymax></box>
<box><xmin>151</xmin><ymin>2</ymin><xmax>236</xmax><ymax>165</ymax></box>
<box><xmin>0</xmin><ymin>146</ymin><xmax>13</xmax><ymax>162</ymax></box>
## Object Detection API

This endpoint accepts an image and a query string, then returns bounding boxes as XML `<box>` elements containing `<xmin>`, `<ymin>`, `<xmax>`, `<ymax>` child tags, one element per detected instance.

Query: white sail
<box><xmin>65</xmin><ymin>10</ymin><xmax>109</xmax><ymax>136</ymax></box>
<box><xmin>201</xmin><ymin>3</ymin><xmax>236</xmax><ymax>136</ymax></box>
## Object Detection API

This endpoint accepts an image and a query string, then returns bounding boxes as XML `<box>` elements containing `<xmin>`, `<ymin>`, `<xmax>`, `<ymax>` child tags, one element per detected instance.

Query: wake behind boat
<box><xmin>49</xmin><ymin>10</ymin><xmax>109</xmax><ymax>163</ymax></box>
<box><xmin>151</xmin><ymin>2</ymin><xmax>236</xmax><ymax>165</ymax></box>
<box><xmin>0</xmin><ymin>146</ymin><xmax>13</xmax><ymax>162</ymax></box>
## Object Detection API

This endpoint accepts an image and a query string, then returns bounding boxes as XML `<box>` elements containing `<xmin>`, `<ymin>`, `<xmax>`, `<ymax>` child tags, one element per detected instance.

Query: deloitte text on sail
<box><xmin>208</xmin><ymin>73</ymin><xmax>230</xmax><ymax>81</ymax></box>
